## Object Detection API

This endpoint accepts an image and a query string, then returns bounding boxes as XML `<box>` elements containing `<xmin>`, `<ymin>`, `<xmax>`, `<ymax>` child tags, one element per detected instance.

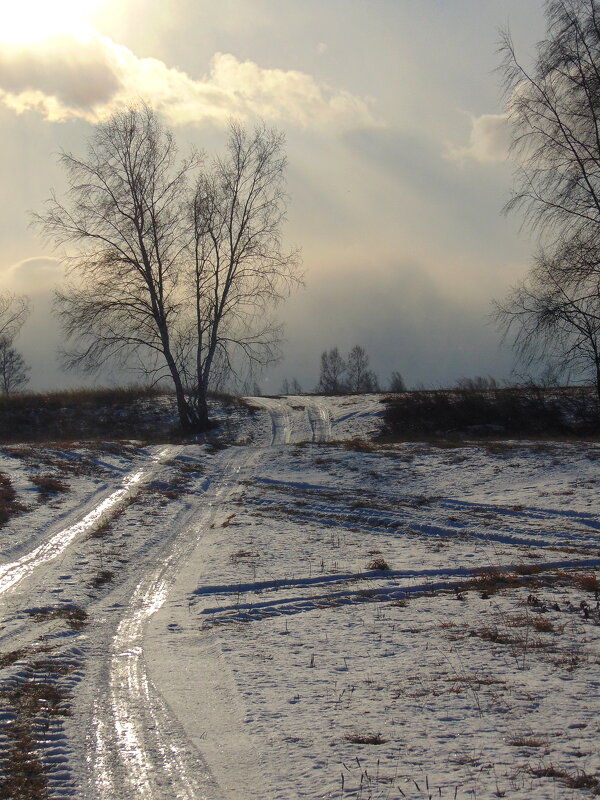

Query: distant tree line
<box><xmin>313</xmin><ymin>345</ymin><xmax>405</xmax><ymax>395</ymax></box>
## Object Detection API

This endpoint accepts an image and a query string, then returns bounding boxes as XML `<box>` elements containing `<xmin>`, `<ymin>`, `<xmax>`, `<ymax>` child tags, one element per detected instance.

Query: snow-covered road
<box><xmin>87</xmin><ymin>397</ymin><xmax>336</xmax><ymax>800</ymax></box>
<box><xmin>2</xmin><ymin>395</ymin><xmax>600</xmax><ymax>800</ymax></box>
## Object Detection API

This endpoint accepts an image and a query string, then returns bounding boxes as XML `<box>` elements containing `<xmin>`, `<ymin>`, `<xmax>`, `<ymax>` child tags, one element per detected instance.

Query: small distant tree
<box><xmin>0</xmin><ymin>293</ymin><xmax>29</xmax><ymax>340</ymax></box>
<box><xmin>317</xmin><ymin>347</ymin><xmax>347</xmax><ymax>394</ymax></box>
<box><xmin>290</xmin><ymin>377</ymin><xmax>302</xmax><ymax>394</ymax></box>
<box><xmin>455</xmin><ymin>376</ymin><xmax>499</xmax><ymax>391</ymax></box>
<box><xmin>388</xmin><ymin>371</ymin><xmax>406</xmax><ymax>392</ymax></box>
<box><xmin>346</xmin><ymin>345</ymin><xmax>379</xmax><ymax>392</ymax></box>
<box><xmin>0</xmin><ymin>337</ymin><xmax>29</xmax><ymax>393</ymax></box>
<box><xmin>280</xmin><ymin>378</ymin><xmax>290</xmax><ymax>394</ymax></box>
<box><xmin>0</xmin><ymin>293</ymin><xmax>30</xmax><ymax>394</ymax></box>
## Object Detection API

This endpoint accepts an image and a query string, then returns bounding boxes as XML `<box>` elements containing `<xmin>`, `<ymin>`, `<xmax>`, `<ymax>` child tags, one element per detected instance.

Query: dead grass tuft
<box><xmin>344</xmin><ymin>731</ymin><xmax>387</xmax><ymax>745</ymax></box>
<box><xmin>3</xmin><ymin>681</ymin><xmax>69</xmax><ymax>718</ymax></box>
<box><xmin>0</xmin><ymin>471</ymin><xmax>26</xmax><ymax>524</ymax></box>
<box><xmin>0</xmin><ymin>722</ymin><xmax>49</xmax><ymax>800</ymax></box>
<box><xmin>505</xmin><ymin>614</ymin><xmax>558</xmax><ymax>633</ymax></box>
<box><xmin>29</xmin><ymin>474</ymin><xmax>70</xmax><ymax>499</ymax></box>
<box><xmin>507</xmin><ymin>734</ymin><xmax>547</xmax><ymax>748</ymax></box>
<box><xmin>367</xmin><ymin>556</ymin><xmax>390</xmax><ymax>571</ymax></box>
<box><xmin>29</xmin><ymin>604</ymin><xmax>88</xmax><ymax>630</ymax></box>
<box><xmin>574</xmin><ymin>572</ymin><xmax>599</xmax><ymax>592</ymax></box>
<box><xmin>90</xmin><ymin>570</ymin><xmax>114</xmax><ymax>589</ymax></box>
<box><xmin>529</xmin><ymin>764</ymin><xmax>600</xmax><ymax>793</ymax></box>
<box><xmin>0</xmin><ymin>648</ymin><xmax>29</xmax><ymax>669</ymax></box>
<box><xmin>230</xmin><ymin>549</ymin><xmax>259</xmax><ymax>563</ymax></box>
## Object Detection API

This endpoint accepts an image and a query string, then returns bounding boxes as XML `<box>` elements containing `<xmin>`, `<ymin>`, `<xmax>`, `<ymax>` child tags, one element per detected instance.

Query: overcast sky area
<box><xmin>0</xmin><ymin>0</ymin><xmax>548</xmax><ymax>392</ymax></box>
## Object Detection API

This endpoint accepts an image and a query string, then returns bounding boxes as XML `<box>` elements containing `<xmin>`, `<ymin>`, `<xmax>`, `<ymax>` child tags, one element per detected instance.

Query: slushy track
<box><xmin>0</xmin><ymin>446</ymin><xmax>177</xmax><ymax>597</ymax></box>
<box><xmin>251</xmin><ymin>396</ymin><xmax>331</xmax><ymax>444</ymax></box>
<box><xmin>91</xmin><ymin>445</ymin><xmax>264</xmax><ymax>800</ymax></box>
<box><xmin>90</xmin><ymin>399</ymin><xmax>329</xmax><ymax>800</ymax></box>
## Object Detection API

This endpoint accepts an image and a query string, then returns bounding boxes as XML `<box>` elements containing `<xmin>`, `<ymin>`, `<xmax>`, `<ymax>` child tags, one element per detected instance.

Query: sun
<box><xmin>0</xmin><ymin>0</ymin><xmax>105</xmax><ymax>45</ymax></box>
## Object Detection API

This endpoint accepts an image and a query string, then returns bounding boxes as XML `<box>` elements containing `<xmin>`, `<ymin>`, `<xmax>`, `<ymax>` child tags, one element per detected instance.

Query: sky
<box><xmin>0</xmin><ymin>0</ymin><xmax>549</xmax><ymax>392</ymax></box>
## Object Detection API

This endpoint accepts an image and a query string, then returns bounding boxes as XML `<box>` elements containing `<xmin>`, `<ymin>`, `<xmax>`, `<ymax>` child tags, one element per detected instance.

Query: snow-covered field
<box><xmin>1</xmin><ymin>394</ymin><xmax>600</xmax><ymax>799</ymax></box>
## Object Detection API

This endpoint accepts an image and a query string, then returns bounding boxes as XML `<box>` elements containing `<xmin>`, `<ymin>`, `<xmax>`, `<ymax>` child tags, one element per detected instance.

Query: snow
<box><xmin>1</xmin><ymin>395</ymin><xmax>600</xmax><ymax>799</ymax></box>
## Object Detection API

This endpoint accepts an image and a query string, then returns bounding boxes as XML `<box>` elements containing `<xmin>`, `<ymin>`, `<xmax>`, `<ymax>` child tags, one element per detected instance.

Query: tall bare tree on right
<box><xmin>496</xmin><ymin>0</ymin><xmax>600</xmax><ymax>401</ymax></box>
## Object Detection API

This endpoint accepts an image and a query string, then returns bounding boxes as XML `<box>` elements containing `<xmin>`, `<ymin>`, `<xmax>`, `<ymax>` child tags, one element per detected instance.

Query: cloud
<box><xmin>0</xmin><ymin>31</ymin><xmax>376</xmax><ymax>129</ymax></box>
<box><xmin>1</xmin><ymin>256</ymin><xmax>64</xmax><ymax>293</ymax></box>
<box><xmin>446</xmin><ymin>113</ymin><xmax>511</xmax><ymax>163</ymax></box>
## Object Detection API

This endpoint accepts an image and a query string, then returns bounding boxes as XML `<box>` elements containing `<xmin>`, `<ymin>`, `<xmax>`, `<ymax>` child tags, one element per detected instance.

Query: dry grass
<box><xmin>529</xmin><ymin>764</ymin><xmax>600</xmax><ymax>793</ymax></box>
<box><xmin>0</xmin><ymin>648</ymin><xmax>29</xmax><ymax>669</ymax></box>
<box><xmin>89</xmin><ymin>570</ymin><xmax>114</xmax><ymax>589</ymax></box>
<box><xmin>29</xmin><ymin>605</ymin><xmax>88</xmax><ymax>630</ymax></box>
<box><xmin>230</xmin><ymin>549</ymin><xmax>260</xmax><ymax>563</ymax></box>
<box><xmin>0</xmin><ymin>654</ymin><xmax>75</xmax><ymax>800</ymax></box>
<box><xmin>29</xmin><ymin>474</ymin><xmax>70</xmax><ymax>499</ymax></box>
<box><xmin>505</xmin><ymin>613</ymin><xmax>558</xmax><ymax>633</ymax></box>
<box><xmin>3</xmin><ymin>681</ymin><xmax>69</xmax><ymax>718</ymax></box>
<box><xmin>574</xmin><ymin>572</ymin><xmax>600</xmax><ymax>592</ymax></box>
<box><xmin>459</xmin><ymin>568</ymin><xmax>524</xmax><ymax>597</ymax></box>
<box><xmin>507</xmin><ymin>734</ymin><xmax>547</xmax><ymax>748</ymax></box>
<box><xmin>0</xmin><ymin>471</ymin><xmax>26</xmax><ymax>524</ymax></box>
<box><xmin>344</xmin><ymin>731</ymin><xmax>387</xmax><ymax>745</ymax></box>
<box><xmin>468</xmin><ymin>625</ymin><xmax>546</xmax><ymax>649</ymax></box>
<box><xmin>87</xmin><ymin>501</ymin><xmax>131</xmax><ymax>539</ymax></box>
<box><xmin>0</xmin><ymin>722</ymin><xmax>49</xmax><ymax>800</ymax></box>
<box><xmin>367</xmin><ymin>556</ymin><xmax>390</xmax><ymax>571</ymax></box>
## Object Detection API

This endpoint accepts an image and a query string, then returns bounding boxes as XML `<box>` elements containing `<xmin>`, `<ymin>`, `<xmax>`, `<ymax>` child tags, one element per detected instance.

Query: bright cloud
<box><xmin>0</xmin><ymin>31</ymin><xmax>376</xmax><ymax>129</ymax></box>
<box><xmin>447</xmin><ymin>113</ymin><xmax>511</xmax><ymax>164</ymax></box>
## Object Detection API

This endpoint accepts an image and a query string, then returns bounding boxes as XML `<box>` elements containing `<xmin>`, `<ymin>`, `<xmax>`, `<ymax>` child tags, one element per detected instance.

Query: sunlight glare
<box><xmin>0</xmin><ymin>0</ymin><xmax>104</xmax><ymax>44</ymax></box>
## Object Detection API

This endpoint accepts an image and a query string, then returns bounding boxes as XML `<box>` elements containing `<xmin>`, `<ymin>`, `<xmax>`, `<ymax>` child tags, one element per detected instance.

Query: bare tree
<box><xmin>455</xmin><ymin>375</ymin><xmax>500</xmax><ymax>391</ymax></box>
<box><xmin>500</xmin><ymin>0</ymin><xmax>600</xmax><ymax>242</ymax></box>
<box><xmin>497</xmin><ymin>1</ymin><xmax>600</xmax><ymax>401</ymax></box>
<box><xmin>346</xmin><ymin>345</ymin><xmax>378</xmax><ymax>392</ymax></box>
<box><xmin>185</xmin><ymin>122</ymin><xmax>301</xmax><ymax>422</ymax></box>
<box><xmin>495</xmin><ymin>242</ymin><xmax>600</xmax><ymax>403</ymax></box>
<box><xmin>0</xmin><ymin>337</ymin><xmax>29</xmax><ymax>393</ymax></box>
<box><xmin>0</xmin><ymin>293</ymin><xmax>29</xmax><ymax>341</ymax></box>
<box><xmin>0</xmin><ymin>293</ymin><xmax>31</xmax><ymax>393</ymax></box>
<box><xmin>290</xmin><ymin>377</ymin><xmax>303</xmax><ymax>394</ymax></box>
<box><xmin>388</xmin><ymin>371</ymin><xmax>406</xmax><ymax>392</ymax></box>
<box><xmin>317</xmin><ymin>347</ymin><xmax>347</xmax><ymax>394</ymax></box>
<box><xmin>36</xmin><ymin>106</ymin><xmax>301</xmax><ymax>432</ymax></box>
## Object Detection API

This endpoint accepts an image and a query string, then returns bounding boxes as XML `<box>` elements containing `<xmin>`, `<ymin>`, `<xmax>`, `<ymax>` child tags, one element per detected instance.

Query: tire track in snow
<box><xmin>91</xmin><ymin>399</ymin><xmax>337</xmax><ymax>798</ymax></box>
<box><xmin>0</xmin><ymin>446</ymin><xmax>178</xmax><ymax>597</ymax></box>
<box><xmin>306</xmin><ymin>400</ymin><xmax>331</xmax><ymax>442</ymax></box>
<box><xmin>91</xmin><ymin>448</ymin><xmax>263</xmax><ymax>800</ymax></box>
<box><xmin>197</xmin><ymin>556</ymin><xmax>600</xmax><ymax>625</ymax></box>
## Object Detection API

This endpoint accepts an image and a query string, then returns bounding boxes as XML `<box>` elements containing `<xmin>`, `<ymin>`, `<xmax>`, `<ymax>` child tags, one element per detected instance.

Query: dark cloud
<box><xmin>264</xmin><ymin>259</ymin><xmax>513</xmax><ymax>392</ymax></box>
<box><xmin>0</xmin><ymin>35</ymin><xmax>122</xmax><ymax>110</ymax></box>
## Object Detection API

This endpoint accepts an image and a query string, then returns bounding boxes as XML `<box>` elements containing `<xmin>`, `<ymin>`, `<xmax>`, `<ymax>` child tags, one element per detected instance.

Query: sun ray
<box><xmin>0</xmin><ymin>0</ymin><xmax>104</xmax><ymax>44</ymax></box>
